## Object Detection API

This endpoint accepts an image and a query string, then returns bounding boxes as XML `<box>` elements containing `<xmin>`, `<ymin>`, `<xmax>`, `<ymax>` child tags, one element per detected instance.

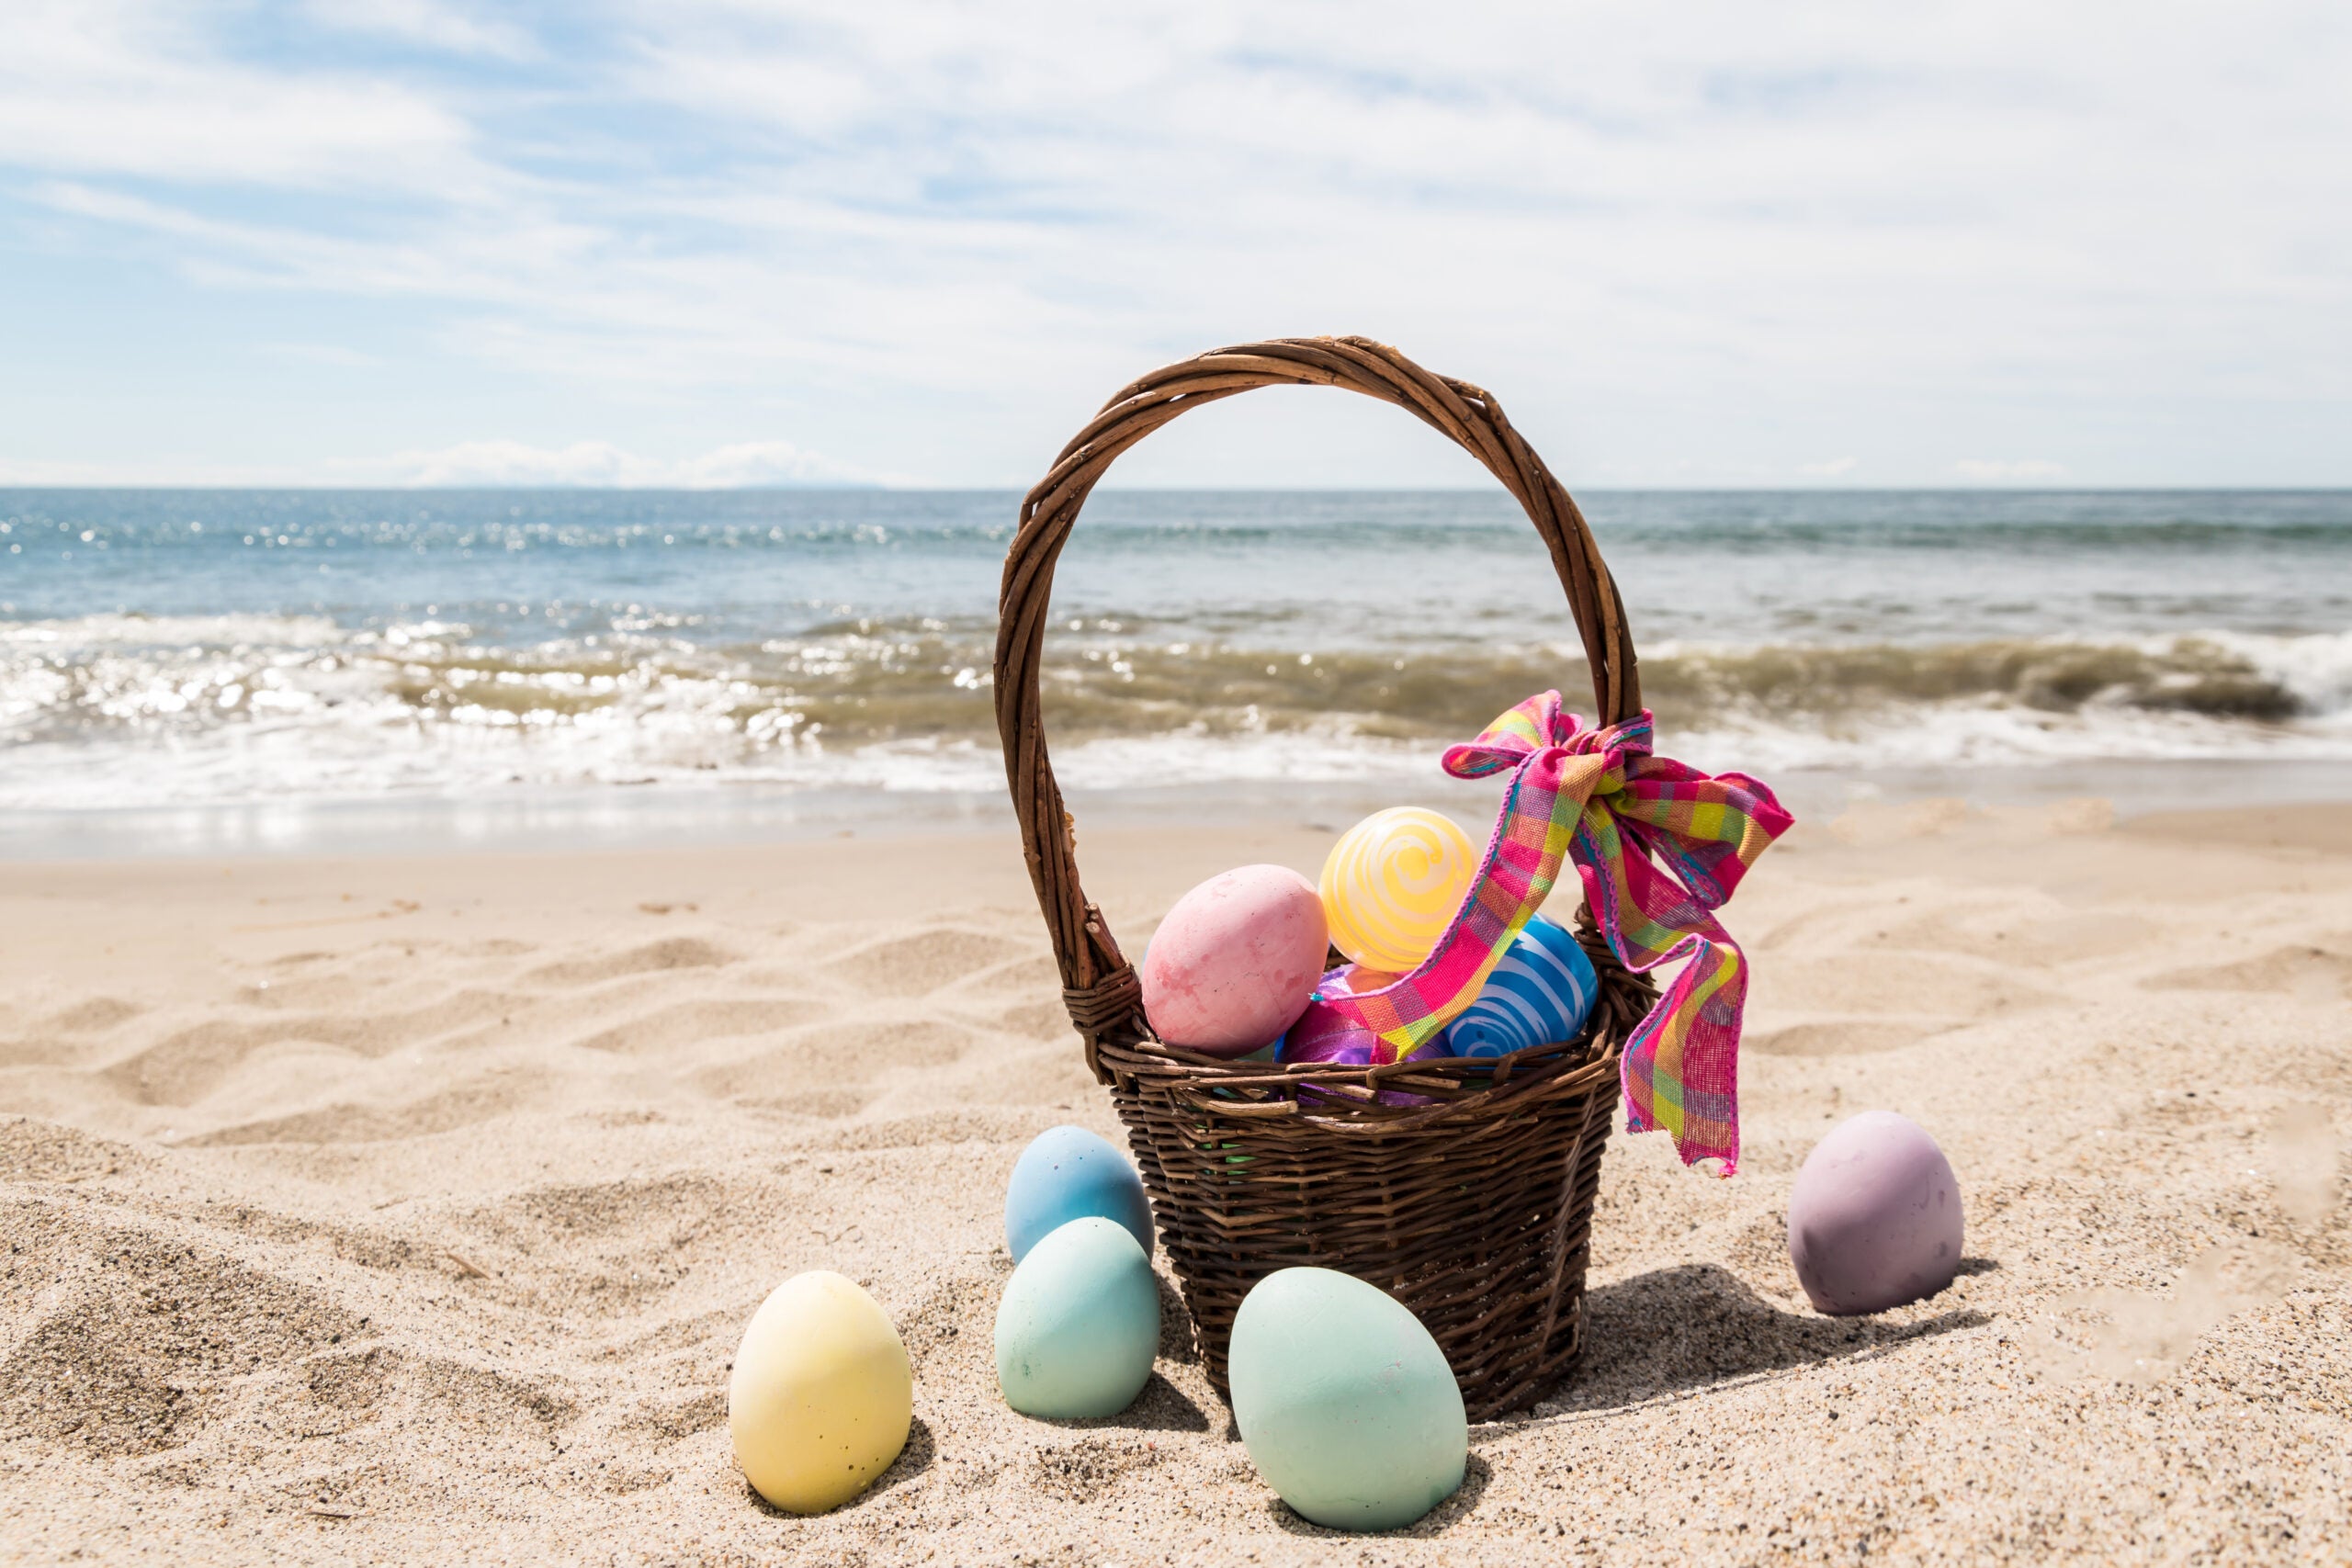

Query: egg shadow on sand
<box><xmin>994</xmin><ymin>1269</ymin><xmax>1216</xmax><ymax>1435</ymax></box>
<box><xmin>1031</xmin><ymin>1373</ymin><xmax>1215</xmax><ymax>1435</ymax></box>
<box><xmin>1266</xmin><ymin>1452</ymin><xmax>1493</xmax><ymax>1538</ymax></box>
<box><xmin>1538</xmin><ymin>1262</ymin><xmax>1987</xmax><ymax>1415</ymax></box>
<box><xmin>742</xmin><ymin>1416</ymin><xmax>937</xmax><ymax>1517</ymax></box>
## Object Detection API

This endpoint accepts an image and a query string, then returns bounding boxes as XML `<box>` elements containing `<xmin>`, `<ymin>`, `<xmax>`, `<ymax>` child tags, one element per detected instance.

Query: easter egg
<box><xmin>1788</xmin><ymin>1111</ymin><xmax>1963</xmax><ymax>1315</ymax></box>
<box><xmin>1005</xmin><ymin>1124</ymin><xmax>1153</xmax><ymax>1263</ymax></box>
<box><xmin>1280</xmin><ymin>966</ymin><xmax>1445</xmax><ymax>1105</ymax></box>
<box><xmin>1279</xmin><ymin>998</ymin><xmax>1381</xmax><ymax>1068</ymax></box>
<box><xmin>1442</xmin><ymin>915</ymin><xmax>1599</xmax><ymax>1059</ymax></box>
<box><xmin>1229</xmin><ymin>1267</ymin><xmax>1467</xmax><ymax>1531</ymax></box>
<box><xmin>1141</xmin><ymin>864</ymin><xmax>1329</xmax><ymax>1055</ymax></box>
<box><xmin>728</xmin><ymin>1270</ymin><xmax>911</xmax><ymax>1514</ymax></box>
<box><xmin>1319</xmin><ymin>808</ymin><xmax>1478</xmax><ymax>972</ymax></box>
<box><xmin>1279</xmin><ymin>965</ymin><xmax>1406</xmax><ymax>1067</ymax></box>
<box><xmin>994</xmin><ymin>1215</ymin><xmax>1161</xmax><ymax>1419</ymax></box>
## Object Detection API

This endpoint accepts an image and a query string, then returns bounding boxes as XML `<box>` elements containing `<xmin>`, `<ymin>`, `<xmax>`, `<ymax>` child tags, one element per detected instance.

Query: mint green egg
<box><xmin>994</xmin><ymin>1216</ymin><xmax>1159</xmax><ymax>1419</ymax></box>
<box><xmin>1229</xmin><ymin>1268</ymin><xmax>1467</xmax><ymax>1530</ymax></box>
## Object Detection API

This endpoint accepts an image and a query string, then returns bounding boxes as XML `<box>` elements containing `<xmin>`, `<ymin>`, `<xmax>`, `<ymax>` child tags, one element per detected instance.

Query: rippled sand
<box><xmin>1</xmin><ymin>804</ymin><xmax>2346</xmax><ymax>1563</ymax></box>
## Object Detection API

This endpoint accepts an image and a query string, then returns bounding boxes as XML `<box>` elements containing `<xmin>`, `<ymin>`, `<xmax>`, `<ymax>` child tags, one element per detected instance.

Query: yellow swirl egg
<box><xmin>1318</xmin><ymin>807</ymin><xmax>1478</xmax><ymax>972</ymax></box>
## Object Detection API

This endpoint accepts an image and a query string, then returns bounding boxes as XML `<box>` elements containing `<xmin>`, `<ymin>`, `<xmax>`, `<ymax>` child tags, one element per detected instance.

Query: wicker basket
<box><xmin>994</xmin><ymin>336</ymin><xmax>1657</xmax><ymax>1420</ymax></box>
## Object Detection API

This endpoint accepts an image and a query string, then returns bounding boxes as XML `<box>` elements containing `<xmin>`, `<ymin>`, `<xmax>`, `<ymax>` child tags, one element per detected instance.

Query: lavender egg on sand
<box><xmin>1788</xmin><ymin>1111</ymin><xmax>1963</xmax><ymax>1315</ymax></box>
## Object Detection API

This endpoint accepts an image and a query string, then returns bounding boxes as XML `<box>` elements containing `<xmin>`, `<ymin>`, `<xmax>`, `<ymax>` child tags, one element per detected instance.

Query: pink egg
<box><xmin>1141</xmin><ymin>865</ymin><xmax>1329</xmax><ymax>1056</ymax></box>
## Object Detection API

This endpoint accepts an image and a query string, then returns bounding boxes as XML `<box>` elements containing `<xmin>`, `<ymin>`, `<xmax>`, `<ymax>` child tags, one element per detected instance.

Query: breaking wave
<box><xmin>2</xmin><ymin>610</ymin><xmax>2346</xmax><ymax>808</ymax></box>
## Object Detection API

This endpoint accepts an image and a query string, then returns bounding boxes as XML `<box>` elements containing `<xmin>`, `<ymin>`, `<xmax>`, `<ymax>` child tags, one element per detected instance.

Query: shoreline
<box><xmin>7</xmin><ymin>488</ymin><xmax>2348</xmax><ymax>866</ymax></box>
<box><xmin>7</xmin><ymin>756</ymin><xmax>2348</xmax><ymax>862</ymax></box>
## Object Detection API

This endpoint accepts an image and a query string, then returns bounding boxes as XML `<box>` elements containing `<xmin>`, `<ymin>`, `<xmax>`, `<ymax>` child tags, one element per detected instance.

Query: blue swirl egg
<box><xmin>1442</xmin><ymin>915</ymin><xmax>1598</xmax><ymax>1059</ymax></box>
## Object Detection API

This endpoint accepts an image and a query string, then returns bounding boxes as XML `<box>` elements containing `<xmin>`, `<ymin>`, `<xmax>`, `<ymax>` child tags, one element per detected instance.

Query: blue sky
<box><xmin>3</xmin><ymin>1</ymin><xmax>2347</xmax><ymax>488</ymax></box>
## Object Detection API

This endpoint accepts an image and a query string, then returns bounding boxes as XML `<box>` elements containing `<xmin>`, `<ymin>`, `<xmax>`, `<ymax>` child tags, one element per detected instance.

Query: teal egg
<box><xmin>1229</xmin><ymin>1268</ymin><xmax>1467</xmax><ymax>1531</ymax></box>
<box><xmin>994</xmin><ymin>1216</ymin><xmax>1160</xmax><ymax>1419</ymax></box>
<box><xmin>1005</xmin><ymin>1125</ymin><xmax>1154</xmax><ymax>1263</ymax></box>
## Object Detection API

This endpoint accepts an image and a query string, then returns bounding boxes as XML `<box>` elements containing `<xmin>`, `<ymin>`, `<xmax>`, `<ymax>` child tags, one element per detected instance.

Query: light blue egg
<box><xmin>994</xmin><ymin>1216</ymin><xmax>1160</xmax><ymax>1418</ymax></box>
<box><xmin>1005</xmin><ymin>1125</ymin><xmax>1154</xmax><ymax>1263</ymax></box>
<box><xmin>1442</xmin><ymin>914</ymin><xmax>1599</xmax><ymax>1059</ymax></box>
<box><xmin>1229</xmin><ymin>1267</ymin><xmax>1467</xmax><ymax>1531</ymax></box>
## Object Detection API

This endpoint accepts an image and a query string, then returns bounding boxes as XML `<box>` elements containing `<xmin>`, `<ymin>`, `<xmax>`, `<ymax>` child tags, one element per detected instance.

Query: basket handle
<box><xmin>995</xmin><ymin>336</ymin><xmax>1642</xmax><ymax>1071</ymax></box>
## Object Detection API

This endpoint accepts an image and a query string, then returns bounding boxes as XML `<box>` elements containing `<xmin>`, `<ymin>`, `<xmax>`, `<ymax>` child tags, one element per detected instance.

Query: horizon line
<box><xmin>6</xmin><ymin>482</ymin><xmax>2351</xmax><ymax>496</ymax></box>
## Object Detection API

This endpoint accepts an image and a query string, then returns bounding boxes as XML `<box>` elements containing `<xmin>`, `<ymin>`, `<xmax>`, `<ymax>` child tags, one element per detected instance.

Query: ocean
<box><xmin>4</xmin><ymin>489</ymin><xmax>2347</xmax><ymax>855</ymax></box>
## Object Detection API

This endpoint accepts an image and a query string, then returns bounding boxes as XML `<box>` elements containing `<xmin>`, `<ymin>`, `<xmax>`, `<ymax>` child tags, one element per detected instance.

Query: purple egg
<box><xmin>1280</xmin><ymin>967</ymin><xmax>1445</xmax><ymax>1106</ymax></box>
<box><xmin>1788</xmin><ymin>1111</ymin><xmax>1963</xmax><ymax>1315</ymax></box>
<box><xmin>1279</xmin><ymin>965</ymin><xmax>1408</xmax><ymax>1066</ymax></box>
<box><xmin>1278</xmin><ymin>993</ymin><xmax>1380</xmax><ymax>1067</ymax></box>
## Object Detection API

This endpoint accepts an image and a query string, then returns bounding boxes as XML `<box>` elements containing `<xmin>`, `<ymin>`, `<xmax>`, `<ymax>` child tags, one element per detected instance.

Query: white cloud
<box><xmin>673</xmin><ymin>441</ymin><xmax>897</xmax><ymax>488</ymax></box>
<box><xmin>0</xmin><ymin>1</ymin><xmax>493</xmax><ymax>194</ymax></box>
<box><xmin>0</xmin><ymin>454</ymin><xmax>311</xmax><ymax>485</ymax></box>
<box><xmin>372</xmin><ymin>438</ymin><xmax>892</xmax><ymax>488</ymax></box>
<box><xmin>1</xmin><ymin>2</ymin><xmax>2348</xmax><ymax>483</ymax></box>
<box><xmin>0</xmin><ymin>437</ymin><xmax>894</xmax><ymax>489</ymax></box>
<box><xmin>298</xmin><ymin>0</ymin><xmax>539</xmax><ymax>61</ymax></box>
<box><xmin>0</xmin><ymin>456</ymin><xmax>117</xmax><ymax>485</ymax></box>
<box><xmin>256</xmin><ymin>342</ymin><xmax>384</xmax><ymax>368</ymax></box>
<box><xmin>1951</xmin><ymin>458</ymin><xmax>2070</xmax><ymax>482</ymax></box>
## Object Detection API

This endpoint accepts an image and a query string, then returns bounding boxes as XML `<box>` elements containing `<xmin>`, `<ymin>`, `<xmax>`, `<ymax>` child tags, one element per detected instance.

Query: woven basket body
<box><xmin>996</xmin><ymin>337</ymin><xmax>1653</xmax><ymax>1419</ymax></box>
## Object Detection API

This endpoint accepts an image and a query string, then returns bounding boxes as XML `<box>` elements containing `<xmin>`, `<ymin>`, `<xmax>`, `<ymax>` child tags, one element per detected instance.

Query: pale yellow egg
<box><xmin>728</xmin><ymin>1270</ymin><xmax>911</xmax><ymax>1514</ymax></box>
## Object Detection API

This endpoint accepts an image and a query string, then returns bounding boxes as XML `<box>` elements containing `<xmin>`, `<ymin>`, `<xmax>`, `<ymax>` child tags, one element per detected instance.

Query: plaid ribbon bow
<box><xmin>1315</xmin><ymin>692</ymin><xmax>1792</xmax><ymax>1174</ymax></box>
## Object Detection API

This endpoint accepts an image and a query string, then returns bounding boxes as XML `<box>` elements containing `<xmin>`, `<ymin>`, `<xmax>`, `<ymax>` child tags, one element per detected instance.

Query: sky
<box><xmin>2</xmin><ymin>1</ymin><xmax>2348</xmax><ymax>490</ymax></box>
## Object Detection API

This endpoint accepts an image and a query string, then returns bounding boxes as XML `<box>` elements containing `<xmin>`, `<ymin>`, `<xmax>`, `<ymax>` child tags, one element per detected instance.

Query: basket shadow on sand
<box><xmin>1537</xmin><ymin>1261</ymin><xmax>1991</xmax><ymax>1416</ymax></box>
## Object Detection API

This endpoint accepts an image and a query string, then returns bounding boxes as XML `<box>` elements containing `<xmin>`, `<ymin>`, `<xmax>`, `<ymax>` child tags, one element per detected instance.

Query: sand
<box><xmin>1</xmin><ymin>800</ymin><xmax>2347</xmax><ymax>1565</ymax></box>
